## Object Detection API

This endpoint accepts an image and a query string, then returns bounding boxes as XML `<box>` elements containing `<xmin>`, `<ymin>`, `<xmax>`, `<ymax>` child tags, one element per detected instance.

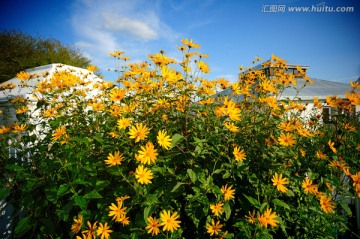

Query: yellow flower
<box><xmin>221</xmin><ymin>184</ymin><xmax>235</xmax><ymax>201</ymax></box>
<box><xmin>300</xmin><ymin>149</ymin><xmax>306</xmax><ymax>157</ymax></box>
<box><xmin>117</xmin><ymin>117</ymin><xmax>131</xmax><ymax>130</ymax></box>
<box><xmin>351</xmin><ymin>172</ymin><xmax>360</xmax><ymax>186</ymax></box>
<box><xmin>302</xmin><ymin>178</ymin><xmax>318</xmax><ymax>195</ymax></box>
<box><xmin>313</xmin><ymin>97</ymin><xmax>323</xmax><ymax>109</ymax></box>
<box><xmin>272</xmin><ymin>173</ymin><xmax>289</xmax><ymax>193</ymax></box>
<box><xmin>109</xmin><ymin>50</ymin><xmax>125</xmax><ymax>57</ymax></box>
<box><xmin>157</xmin><ymin>130</ymin><xmax>172</xmax><ymax>150</ymax></box>
<box><xmin>206</xmin><ymin>219</ymin><xmax>223</xmax><ymax>236</ymax></box>
<box><xmin>108</xmin><ymin>132</ymin><xmax>119</xmax><ymax>138</ymax></box>
<box><xmin>233</xmin><ymin>146</ymin><xmax>246</xmax><ymax>162</ymax></box>
<box><xmin>218</xmin><ymin>78</ymin><xmax>229</xmax><ymax>89</ymax></box>
<box><xmin>260</xmin><ymin>79</ymin><xmax>278</xmax><ymax>94</ymax></box>
<box><xmin>51</xmin><ymin>125</ymin><xmax>66</xmax><ymax>141</ymax></box>
<box><xmin>344</xmin><ymin>123</ymin><xmax>356</xmax><ymax>132</ymax></box>
<box><xmin>96</xmin><ymin>222</ymin><xmax>112</xmax><ymax>239</ymax></box>
<box><xmin>108</xmin><ymin>201</ymin><xmax>127</xmax><ymax>221</ymax></box>
<box><xmin>44</xmin><ymin>108</ymin><xmax>58</xmax><ymax>118</ymax></box>
<box><xmin>328</xmin><ymin>140</ymin><xmax>337</xmax><ymax>154</ymax></box>
<box><xmin>197</xmin><ymin>61</ymin><xmax>210</xmax><ymax>74</ymax></box>
<box><xmin>297</xmin><ymin>127</ymin><xmax>314</xmax><ymax>137</ymax></box>
<box><xmin>71</xmin><ymin>215</ymin><xmax>83</xmax><ymax>234</ymax></box>
<box><xmin>109</xmin><ymin>88</ymin><xmax>126</xmax><ymax>101</ymax></box>
<box><xmin>224</xmin><ymin>122</ymin><xmax>239</xmax><ymax>133</ymax></box>
<box><xmin>146</xmin><ymin>216</ymin><xmax>160</xmax><ymax>236</ymax></box>
<box><xmin>117</xmin><ymin>215</ymin><xmax>130</xmax><ymax>225</ymax></box>
<box><xmin>82</xmin><ymin>221</ymin><xmax>98</xmax><ymax>239</ymax></box>
<box><xmin>227</xmin><ymin>106</ymin><xmax>241</xmax><ymax>122</ymax></box>
<box><xmin>116</xmin><ymin>195</ymin><xmax>130</xmax><ymax>203</ymax></box>
<box><xmin>316</xmin><ymin>150</ymin><xmax>327</xmax><ymax>160</ymax></box>
<box><xmin>104</xmin><ymin>151</ymin><xmax>124</xmax><ymax>167</ymax></box>
<box><xmin>161</xmin><ymin>66</ymin><xmax>181</xmax><ymax>84</ymax></box>
<box><xmin>135</xmin><ymin>165</ymin><xmax>153</xmax><ymax>185</ymax></box>
<box><xmin>346</xmin><ymin>92</ymin><xmax>360</xmax><ymax>105</ymax></box>
<box><xmin>257</xmin><ymin>208</ymin><xmax>279</xmax><ymax>228</ymax></box>
<box><xmin>0</xmin><ymin>125</ymin><xmax>10</xmax><ymax>134</ymax></box>
<box><xmin>148</xmin><ymin>53</ymin><xmax>176</xmax><ymax>66</ymax></box>
<box><xmin>15</xmin><ymin>106</ymin><xmax>28</xmax><ymax>114</ymax></box>
<box><xmin>319</xmin><ymin>196</ymin><xmax>334</xmax><ymax>214</ymax></box>
<box><xmin>278</xmin><ymin>132</ymin><xmax>296</xmax><ymax>146</ymax></box>
<box><xmin>76</xmin><ymin>235</ymin><xmax>87</xmax><ymax>239</ymax></box>
<box><xmin>90</xmin><ymin>102</ymin><xmax>105</xmax><ymax>111</ymax></box>
<box><xmin>245</xmin><ymin>210</ymin><xmax>256</xmax><ymax>224</ymax></box>
<box><xmin>137</xmin><ymin>142</ymin><xmax>158</xmax><ymax>165</ymax></box>
<box><xmin>350</xmin><ymin>81</ymin><xmax>360</xmax><ymax>89</ymax></box>
<box><xmin>159</xmin><ymin>210</ymin><xmax>181</xmax><ymax>232</ymax></box>
<box><xmin>128</xmin><ymin>123</ymin><xmax>149</xmax><ymax>142</ymax></box>
<box><xmin>13</xmin><ymin>123</ymin><xmax>27</xmax><ymax>133</ymax></box>
<box><xmin>16</xmin><ymin>71</ymin><xmax>31</xmax><ymax>80</ymax></box>
<box><xmin>181</xmin><ymin>38</ymin><xmax>200</xmax><ymax>48</ymax></box>
<box><xmin>210</xmin><ymin>202</ymin><xmax>224</xmax><ymax>217</ymax></box>
<box><xmin>87</xmin><ymin>65</ymin><xmax>98</xmax><ymax>72</ymax></box>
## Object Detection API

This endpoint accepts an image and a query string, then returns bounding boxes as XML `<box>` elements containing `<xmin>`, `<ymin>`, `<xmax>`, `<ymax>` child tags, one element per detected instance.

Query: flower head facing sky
<box><xmin>71</xmin><ymin>215</ymin><xmax>83</xmax><ymax>234</ymax></box>
<box><xmin>135</xmin><ymin>165</ymin><xmax>153</xmax><ymax>185</ymax></box>
<box><xmin>96</xmin><ymin>222</ymin><xmax>112</xmax><ymax>239</ymax></box>
<box><xmin>137</xmin><ymin>142</ymin><xmax>158</xmax><ymax>165</ymax></box>
<box><xmin>146</xmin><ymin>216</ymin><xmax>160</xmax><ymax>236</ymax></box>
<box><xmin>206</xmin><ymin>219</ymin><xmax>223</xmax><ymax>236</ymax></box>
<box><xmin>221</xmin><ymin>184</ymin><xmax>235</xmax><ymax>201</ymax></box>
<box><xmin>128</xmin><ymin>123</ymin><xmax>149</xmax><ymax>142</ymax></box>
<box><xmin>104</xmin><ymin>151</ymin><xmax>124</xmax><ymax>167</ymax></box>
<box><xmin>157</xmin><ymin>130</ymin><xmax>172</xmax><ymax>150</ymax></box>
<box><xmin>233</xmin><ymin>146</ymin><xmax>246</xmax><ymax>162</ymax></box>
<box><xmin>258</xmin><ymin>208</ymin><xmax>279</xmax><ymax>228</ymax></box>
<box><xmin>278</xmin><ymin>132</ymin><xmax>296</xmax><ymax>146</ymax></box>
<box><xmin>272</xmin><ymin>173</ymin><xmax>289</xmax><ymax>193</ymax></box>
<box><xmin>159</xmin><ymin>210</ymin><xmax>181</xmax><ymax>232</ymax></box>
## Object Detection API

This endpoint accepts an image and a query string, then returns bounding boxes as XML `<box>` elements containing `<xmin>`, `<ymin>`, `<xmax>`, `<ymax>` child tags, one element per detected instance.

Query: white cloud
<box><xmin>69</xmin><ymin>0</ymin><xmax>179</xmax><ymax>81</ymax></box>
<box><xmin>101</xmin><ymin>13</ymin><xmax>158</xmax><ymax>40</ymax></box>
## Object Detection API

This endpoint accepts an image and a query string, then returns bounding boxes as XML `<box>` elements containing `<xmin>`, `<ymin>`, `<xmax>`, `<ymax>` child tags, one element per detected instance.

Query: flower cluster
<box><xmin>1</xmin><ymin>39</ymin><xmax>359</xmax><ymax>238</ymax></box>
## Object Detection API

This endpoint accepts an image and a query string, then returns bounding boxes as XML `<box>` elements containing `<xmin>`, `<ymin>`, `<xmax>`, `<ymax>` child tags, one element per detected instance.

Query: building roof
<box><xmin>0</xmin><ymin>64</ymin><xmax>103</xmax><ymax>102</ymax></box>
<box><xmin>280</xmin><ymin>78</ymin><xmax>352</xmax><ymax>100</ymax></box>
<box><xmin>213</xmin><ymin>77</ymin><xmax>355</xmax><ymax>102</ymax></box>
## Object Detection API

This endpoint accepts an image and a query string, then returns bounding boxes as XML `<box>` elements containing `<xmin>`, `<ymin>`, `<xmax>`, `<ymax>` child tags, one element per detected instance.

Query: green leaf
<box><xmin>14</xmin><ymin>216</ymin><xmax>32</xmax><ymax>236</ymax></box>
<box><xmin>84</xmin><ymin>191</ymin><xmax>102</xmax><ymax>199</ymax></box>
<box><xmin>171</xmin><ymin>182</ymin><xmax>184</xmax><ymax>192</ymax></box>
<box><xmin>187</xmin><ymin>169</ymin><xmax>197</xmax><ymax>183</ymax></box>
<box><xmin>244</xmin><ymin>194</ymin><xmax>260</xmax><ymax>208</ymax></box>
<box><xmin>339</xmin><ymin>202</ymin><xmax>352</xmax><ymax>216</ymax></box>
<box><xmin>0</xmin><ymin>188</ymin><xmax>10</xmax><ymax>200</ymax></box>
<box><xmin>224</xmin><ymin>202</ymin><xmax>231</xmax><ymax>220</ymax></box>
<box><xmin>74</xmin><ymin>196</ymin><xmax>87</xmax><ymax>210</ymax></box>
<box><xmin>93</xmin><ymin>134</ymin><xmax>104</xmax><ymax>144</ymax></box>
<box><xmin>222</xmin><ymin>171</ymin><xmax>231</xmax><ymax>179</ymax></box>
<box><xmin>5</xmin><ymin>164</ymin><xmax>24</xmax><ymax>171</ymax></box>
<box><xmin>171</xmin><ymin>134</ymin><xmax>184</xmax><ymax>148</ymax></box>
<box><xmin>57</xmin><ymin>184</ymin><xmax>70</xmax><ymax>197</ymax></box>
<box><xmin>95</xmin><ymin>180</ymin><xmax>109</xmax><ymax>191</ymax></box>
<box><xmin>145</xmin><ymin>194</ymin><xmax>159</xmax><ymax>204</ymax></box>
<box><xmin>285</xmin><ymin>189</ymin><xmax>295</xmax><ymax>197</ymax></box>
<box><xmin>260</xmin><ymin>202</ymin><xmax>268</xmax><ymax>212</ymax></box>
<box><xmin>272</xmin><ymin>199</ymin><xmax>290</xmax><ymax>210</ymax></box>
<box><xmin>144</xmin><ymin>206</ymin><xmax>152</xmax><ymax>222</ymax></box>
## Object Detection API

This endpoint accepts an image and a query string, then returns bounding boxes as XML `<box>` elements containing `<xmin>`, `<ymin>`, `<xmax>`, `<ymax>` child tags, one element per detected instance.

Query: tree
<box><xmin>0</xmin><ymin>29</ymin><xmax>92</xmax><ymax>83</ymax></box>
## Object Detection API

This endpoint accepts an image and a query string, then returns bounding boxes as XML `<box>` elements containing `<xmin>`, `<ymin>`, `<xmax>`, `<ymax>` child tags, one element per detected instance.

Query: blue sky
<box><xmin>1</xmin><ymin>0</ymin><xmax>360</xmax><ymax>83</ymax></box>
